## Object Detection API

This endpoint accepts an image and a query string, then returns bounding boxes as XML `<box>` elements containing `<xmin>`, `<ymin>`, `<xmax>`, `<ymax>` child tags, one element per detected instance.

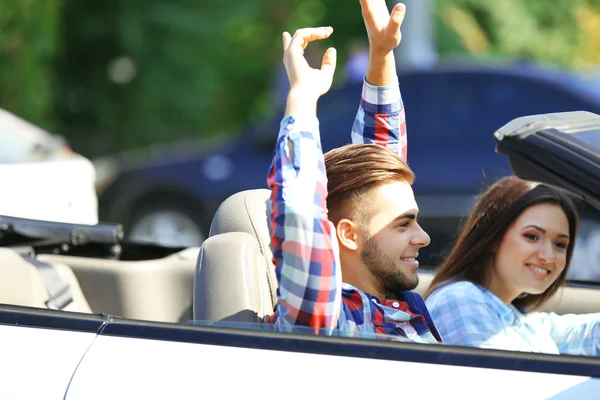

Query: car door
<box><xmin>0</xmin><ymin>307</ymin><xmax>104</xmax><ymax>400</ymax></box>
<box><xmin>0</xmin><ymin>303</ymin><xmax>597</xmax><ymax>399</ymax></box>
<box><xmin>63</xmin><ymin>319</ymin><xmax>600</xmax><ymax>399</ymax></box>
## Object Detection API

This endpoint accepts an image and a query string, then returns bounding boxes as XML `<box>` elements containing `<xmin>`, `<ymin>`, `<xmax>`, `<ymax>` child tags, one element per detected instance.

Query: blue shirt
<box><xmin>426</xmin><ymin>281</ymin><xmax>600</xmax><ymax>356</ymax></box>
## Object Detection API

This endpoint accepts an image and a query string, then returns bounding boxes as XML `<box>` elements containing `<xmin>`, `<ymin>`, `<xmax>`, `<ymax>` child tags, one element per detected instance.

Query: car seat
<box><xmin>0</xmin><ymin>248</ymin><xmax>91</xmax><ymax>313</ymax></box>
<box><xmin>39</xmin><ymin>248</ymin><xmax>197</xmax><ymax>323</ymax></box>
<box><xmin>193</xmin><ymin>189</ymin><xmax>277</xmax><ymax>323</ymax></box>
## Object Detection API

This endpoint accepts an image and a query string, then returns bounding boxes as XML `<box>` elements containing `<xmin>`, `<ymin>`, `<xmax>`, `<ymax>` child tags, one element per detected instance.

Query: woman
<box><xmin>424</xmin><ymin>176</ymin><xmax>600</xmax><ymax>356</ymax></box>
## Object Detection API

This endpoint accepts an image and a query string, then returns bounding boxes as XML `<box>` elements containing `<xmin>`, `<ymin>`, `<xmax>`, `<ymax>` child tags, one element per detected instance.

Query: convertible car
<box><xmin>1</xmin><ymin>111</ymin><xmax>600</xmax><ymax>399</ymax></box>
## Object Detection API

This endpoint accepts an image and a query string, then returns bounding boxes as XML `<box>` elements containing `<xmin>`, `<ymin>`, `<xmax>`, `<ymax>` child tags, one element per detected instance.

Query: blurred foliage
<box><xmin>0</xmin><ymin>0</ymin><xmax>60</xmax><ymax>131</ymax></box>
<box><xmin>4</xmin><ymin>0</ymin><xmax>600</xmax><ymax>157</ymax></box>
<box><xmin>55</xmin><ymin>0</ymin><xmax>346</xmax><ymax>156</ymax></box>
<box><xmin>436</xmin><ymin>0</ymin><xmax>600</xmax><ymax>68</ymax></box>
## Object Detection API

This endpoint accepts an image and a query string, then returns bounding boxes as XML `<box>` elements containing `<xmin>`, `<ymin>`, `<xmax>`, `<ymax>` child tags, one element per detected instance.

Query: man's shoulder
<box><xmin>340</xmin><ymin>284</ymin><xmax>368</xmax><ymax>304</ymax></box>
<box><xmin>399</xmin><ymin>290</ymin><xmax>429</xmax><ymax>313</ymax></box>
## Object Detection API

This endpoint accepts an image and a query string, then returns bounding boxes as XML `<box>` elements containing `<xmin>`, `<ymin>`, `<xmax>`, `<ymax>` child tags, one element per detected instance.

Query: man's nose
<box><xmin>411</xmin><ymin>223</ymin><xmax>431</xmax><ymax>248</ymax></box>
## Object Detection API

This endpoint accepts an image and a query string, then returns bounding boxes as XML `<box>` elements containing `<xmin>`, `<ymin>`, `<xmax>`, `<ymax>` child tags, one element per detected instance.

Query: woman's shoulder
<box><xmin>429</xmin><ymin>280</ymin><xmax>484</xmax><ymax>297</ymax></box>
<box><xmin>426</xmin><ymin>281</ymin><xmax>488</xmax><ymax>308</ymax></box>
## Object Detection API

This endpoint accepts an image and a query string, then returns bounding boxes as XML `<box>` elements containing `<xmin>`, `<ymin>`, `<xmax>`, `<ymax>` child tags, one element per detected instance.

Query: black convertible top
<box><xmin>495</xmin><ymin>111</ymin><xmax>600</xmax><ymax>210</ymax></box>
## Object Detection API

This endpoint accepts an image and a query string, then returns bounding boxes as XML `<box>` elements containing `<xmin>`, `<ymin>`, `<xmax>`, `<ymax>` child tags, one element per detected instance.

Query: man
<box><xmin>267</xmin><ymin>0</ymin><xmax>441</xmax><ymax>342</ymax></box>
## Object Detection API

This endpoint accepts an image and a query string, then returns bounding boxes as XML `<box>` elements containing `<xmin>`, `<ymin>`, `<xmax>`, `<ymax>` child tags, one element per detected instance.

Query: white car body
<box><xmin>0</xmin><ymin>322</ymin><xmax>598</xmax><ymax>400</ymax></box>
<box><xmin>0</xmin><ymin>108</ymin><xmax>98</xmax><ymax>225</ymax></box>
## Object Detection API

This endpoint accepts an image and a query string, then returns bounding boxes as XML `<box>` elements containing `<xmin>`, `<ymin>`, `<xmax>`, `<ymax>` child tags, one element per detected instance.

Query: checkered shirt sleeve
<box><xmin>266</xmin><ymin>77</ymin><xmax>405</xmax><ymax>334</ymax></box>
<box><xmin>267</xmin><ymin>116</ymin><xmax>343</xmax><ymax>333</ymax></box>
<box><xmin>351</xmin><ymin>77</ymin><xmax>407</xmax><ymax>160</ymax></box>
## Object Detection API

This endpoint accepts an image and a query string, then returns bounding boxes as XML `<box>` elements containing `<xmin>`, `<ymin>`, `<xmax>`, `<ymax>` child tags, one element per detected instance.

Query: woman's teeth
<box><xmin>528</xmin><ymin>265</ymin><xmax>550</xmax><ymax>275</ymax></box>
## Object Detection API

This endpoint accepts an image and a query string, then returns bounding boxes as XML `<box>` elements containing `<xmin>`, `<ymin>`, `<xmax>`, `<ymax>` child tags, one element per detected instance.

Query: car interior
<box><xmin>2</xmin><ymin>112</ymin><xmax>600</xmax><ymax>331</ymax></box>
<box><xmin>0</xmin><ymin>215</ymin><xmax>196</xmax><ymax>323</ymax></box>
<box><xmin>2</xmin><ymin>187</ymin><xmax>600</xmax><ymax>329</ymax></box>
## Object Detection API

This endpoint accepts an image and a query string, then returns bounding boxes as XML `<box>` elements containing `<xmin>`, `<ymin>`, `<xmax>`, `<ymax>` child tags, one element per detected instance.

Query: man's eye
<box><xmin>398</xmin><ymin>222</ymin><xmax>410</xmax><ymax>229</ymax></box>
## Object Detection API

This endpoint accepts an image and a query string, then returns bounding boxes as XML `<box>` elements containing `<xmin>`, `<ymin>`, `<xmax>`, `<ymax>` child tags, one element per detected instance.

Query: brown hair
<box><xmin>423</xmin><ymin>176</ymin><xmax>579</xmax><ymax>311</ymax></box>
<box><xmin>324</xmin><ymin>144</ymin><xmax>414</xmax><ymax>228</ymax></box>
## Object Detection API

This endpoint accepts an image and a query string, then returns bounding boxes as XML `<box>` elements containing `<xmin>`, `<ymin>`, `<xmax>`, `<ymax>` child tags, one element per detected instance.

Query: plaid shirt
<box><xmin>426</xmin><ymin>281</ymin><xmax>600</xmax><ymax>356</ymax></box>
<box><xmin>266</xmin><ymin>78</ymin><xmax>440</xmax><ymax>343</ymax></box>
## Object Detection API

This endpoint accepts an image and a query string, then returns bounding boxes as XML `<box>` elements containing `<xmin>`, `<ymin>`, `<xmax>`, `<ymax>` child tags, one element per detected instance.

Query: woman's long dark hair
<box><xmin>424</xmin><ymin>176</ymin><xmax>579</xmax><ymax>311</ymax></box>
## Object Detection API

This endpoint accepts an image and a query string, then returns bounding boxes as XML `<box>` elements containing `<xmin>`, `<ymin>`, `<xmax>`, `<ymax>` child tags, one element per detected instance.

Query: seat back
<box><xmin>0</xmin><ymin>248</ymin><xmax>91</xmax><ymax>313</ymax></box>
<box><xmin>194</xmin><ymin>189</ymin><xmax>277</xmax><ymax>322</ymax></box>
<box><xmin>39</xmin><ymin>247</ymin><xmax>198</xmax><ymax>323</ymax></box>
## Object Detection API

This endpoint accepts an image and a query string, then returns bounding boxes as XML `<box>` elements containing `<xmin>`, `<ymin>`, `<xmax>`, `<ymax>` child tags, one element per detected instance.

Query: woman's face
<box><xmin>489</xmin><ymin>203</ymin><xmax>571</xmax><ymax>304</ymax></box>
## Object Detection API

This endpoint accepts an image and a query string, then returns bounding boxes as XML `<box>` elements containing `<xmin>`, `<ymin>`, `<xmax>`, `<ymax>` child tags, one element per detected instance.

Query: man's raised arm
<box><xmin>352</xmin><ymin>0</ymin><xmax>407</xmax><ymax>160</ymax></box>
<box><xmin>267</xmin><ymin>28</ymin><xmax>343</xmax><ymax>333</ymax></box>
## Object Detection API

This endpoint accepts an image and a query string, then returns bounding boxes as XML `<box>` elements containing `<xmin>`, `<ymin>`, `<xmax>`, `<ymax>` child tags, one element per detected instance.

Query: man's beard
<box><xmin>360</xmin><ymin>234</ymin><xmax>419</xmax><ymax>294</ymax></box>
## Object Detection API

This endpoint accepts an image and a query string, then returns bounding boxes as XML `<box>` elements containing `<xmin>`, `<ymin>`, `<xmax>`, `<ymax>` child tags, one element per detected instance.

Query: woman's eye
<box><xmin>524</xmin><ymin>233</ymin><xmax>539</xmax><ymax>241</ymax></box>
<box><xmin>554</xmin><ymin>242</ymin><xmax>568</xmax><ymax>250</ymax></box>
<box><xmin>398</xmin><ymin>222</ymin><xmax>410</xmax><ymax>229</ymax></box>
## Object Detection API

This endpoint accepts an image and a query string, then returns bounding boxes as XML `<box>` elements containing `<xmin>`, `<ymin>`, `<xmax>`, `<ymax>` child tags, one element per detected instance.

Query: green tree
<box><xmin>6</xmin><ymin>0</ymin><xmax>600</xmax><ymax>158</ymax></box>
<box><xmin>0</xmin><ymin>0</ymin><xmax>61</xmax><ymax>131</ymax></box>
<box><xmin>41</xmin><ymin>0</ymin><xmax>600</xmax><ymax>158</ymax></box>
<box><xmin>55</xmin><ymin>0</ymin><xmax>340</xmax><ymax>157</ymax></box>
<box><xmin>436</xmin><ymin>0</ymin><xmax>600</xmax><ymax>68</ymax></box>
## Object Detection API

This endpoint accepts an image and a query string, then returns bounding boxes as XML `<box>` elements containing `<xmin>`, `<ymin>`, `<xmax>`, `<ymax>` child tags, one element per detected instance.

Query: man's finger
<box><xmin>359</xmin><ymin>0</ymin><xmax>374</xmax><ymax>19</ymax></box>
<box><xmin>388</xmin><ymin>3</ymin><xmax>406</xmax><ymax>32</ymax></box>
<box><xmin>289</xmin><ymin>27</ymin><xmax>334</xmax><ymax>51</ymax></box>
<box><xmin>320</xmin><ymin>47</ymin><xmax>337</xmax><ymax>76</ymax></box>
<box><xmin>282</xmin><ymin>32</ymin><xmax>292</xmax><ymax>51</ymax></box>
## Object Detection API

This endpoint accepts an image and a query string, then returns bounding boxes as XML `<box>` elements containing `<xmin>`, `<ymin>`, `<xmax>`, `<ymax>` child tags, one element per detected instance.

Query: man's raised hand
<box><xmin>282</xmin><ymin>27</ymin><xmax>337</xmax><ymax>102</ymax></box>
<box><xmin>360</xmin><ymin>0</ymin><xmax>406</xmax><ymax>56</ymax></box>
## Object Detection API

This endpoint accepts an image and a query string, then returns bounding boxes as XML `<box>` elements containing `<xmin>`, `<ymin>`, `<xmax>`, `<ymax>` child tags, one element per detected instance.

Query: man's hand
<box><xmin>282</xmin><ymin>27</ymin><xmax>337</xmax><ymax>117</ymax></box>
<box><xmin>360</xmin><ymin>0</ymin><xmax>406</xmax><ymax>56</ymax></box>
<box><xmin>360</xmin><ymin>1</ymin><xmax>405</xmax><ymax>86</ymax></box>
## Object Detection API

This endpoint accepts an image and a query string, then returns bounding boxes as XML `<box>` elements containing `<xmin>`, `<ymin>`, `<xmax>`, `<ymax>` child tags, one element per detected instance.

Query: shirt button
<box><xmin>392</xmin><ymin>302</ymin><xmax>400</xmax><ymax>308</ymax></box>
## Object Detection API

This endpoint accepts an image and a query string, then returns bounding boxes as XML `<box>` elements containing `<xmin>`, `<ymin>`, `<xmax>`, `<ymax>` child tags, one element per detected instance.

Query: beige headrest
<box><xmin>194</xmin><ymin>232</ymin><xmax>273</xmax><ymax>322</ymax></box>
<box><xmin>208</xmin><ymin>189</ymin><xmax>276</xmax><ymax>305</ymax></box>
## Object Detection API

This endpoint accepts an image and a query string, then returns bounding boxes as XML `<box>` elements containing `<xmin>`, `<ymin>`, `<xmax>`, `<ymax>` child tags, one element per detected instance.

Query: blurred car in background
<box><xmin>0</xmin><ymin>108</ymin><xmax>98</xmax><ymax>225</ymax></box>
<box><xmin>95</xmin><ymin>61</ymin><xmax>600</xmax><ymax>272</ymax></box>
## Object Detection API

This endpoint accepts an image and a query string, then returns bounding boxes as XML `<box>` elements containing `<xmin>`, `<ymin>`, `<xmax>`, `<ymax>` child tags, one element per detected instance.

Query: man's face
<box><xmin>360</xmin><ymin>181</ymin><xmax>430</xmax><ymax>294</ymax></box>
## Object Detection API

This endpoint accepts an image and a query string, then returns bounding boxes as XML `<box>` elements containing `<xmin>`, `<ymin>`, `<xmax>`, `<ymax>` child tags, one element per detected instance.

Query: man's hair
<box><xmin>324</xmin><ymin>144</ymin><xmax>415</xmax><ymax>228</ymax></box>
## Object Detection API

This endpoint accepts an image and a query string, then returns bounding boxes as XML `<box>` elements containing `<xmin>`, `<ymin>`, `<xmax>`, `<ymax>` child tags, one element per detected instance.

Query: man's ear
<box><xmin>336</xmin><ymin>218</ymin><xmax>360</xmax><ymax>251</ymax></box>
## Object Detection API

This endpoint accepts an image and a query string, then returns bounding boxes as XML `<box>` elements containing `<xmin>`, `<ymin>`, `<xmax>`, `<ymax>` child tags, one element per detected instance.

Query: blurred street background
<box><xmin>5</xmin><ymin>0</ymin><xmax>600</xmax><ymax>156</ymax></box>
<box><xmin>5</xmin><ymin>0</ymin><xmax>600</xmax><ymax>280</ymax></box>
